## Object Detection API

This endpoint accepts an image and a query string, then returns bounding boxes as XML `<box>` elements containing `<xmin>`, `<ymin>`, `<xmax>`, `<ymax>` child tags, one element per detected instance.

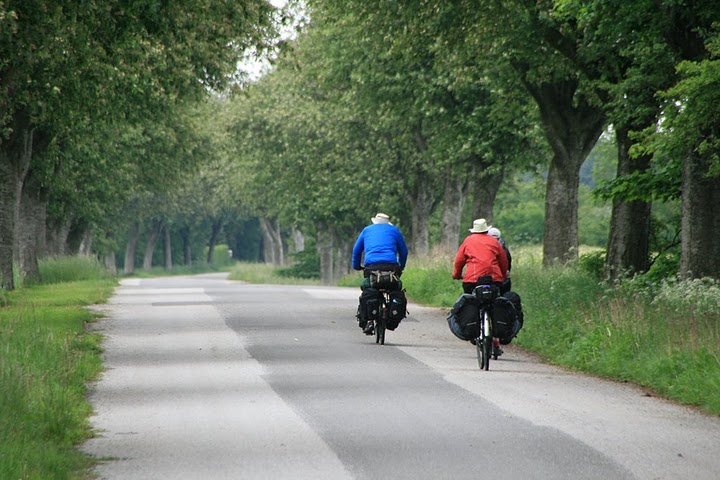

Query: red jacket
<box><xmin>453</xmin><ymin>233</ymin><xmax>508</xmax><ymax>284</ymax></box>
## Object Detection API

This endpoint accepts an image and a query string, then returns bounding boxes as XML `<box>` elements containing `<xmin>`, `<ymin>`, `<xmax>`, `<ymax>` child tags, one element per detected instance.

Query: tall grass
<box><xmin>38</xmin><ymin>256</ymin><xmax>111</xmax><ymax>284</ymax></box>
<box><xmin>1</xmin><ymin>259</ymin><xmax>115</xmax><ymax>479</ymax></box>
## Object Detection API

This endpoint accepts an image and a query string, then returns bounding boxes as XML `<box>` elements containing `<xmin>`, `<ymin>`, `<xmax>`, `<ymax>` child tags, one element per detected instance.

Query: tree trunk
<box><xmin>124</xmin><ymin>222</ymin><xmax>141</xmax><ymax>275</ymax></box>
<box><xmin>18</xmin><ymin>184</ymin><xmax>47</xmax><ymax>284</ymax></box>
<box><xmin>290</xmin><ymin>227</ymin><xmax>305</xmax><ymax>255</ymax></box>
<box><xmin>66</xmin><ymin>221</ymin><xmax>89</xmax><ymax>254</ymax></box>
<box><xmin>179</xmin><ymin>226</ymin><xmax>192</xmax><ymax>266</ymax></box>
<box><xmin>142</xmin><ymin>220</ymin><xmax>163</xmax><ymax>270</ymax></box>
<box><xmin>260</xmin><ymin>217</ymin><xmax>284</xmax><ymax>265</ymax></box>
<box><xmin>606</xmin><ymin>127</ymin><xmax>652</xmax><ymax>279</ymax></box>
<box><xmin>104</xmin><ymin>252</ymin><xmax>117</xmax><ymax>276</ymax></box>
<box><xmin>206</xmin><ymin>217</ymin><xmax>223</xmax><ymax>264</ymax></box>
<box><xmin>680</xmin><ymin>153</ymin><xmax>720</xmax><ymax>279</ymax></box>
<box><xmin>521</xmin><ymin>79</ymin><xmax>605</xmax><ymax>266</ymax></box>
<box><xmin>440</xmin><ymin>174</ymin><xmax>470</xmax><ymax>251</ymax></box>
<box><xmin>407</xmin><ymin>171</ymin><xmax>438</xmax><ymax>256</ymax></box>
<box><xmin>46</xmin><ymin>219</ymin><xmax>71</xmax><ymax>256</ymax></box>
<box><xmin>0</xmin><ymin>110</ymin><xmax>33</xmax><ymax>290</ymax></box>
<box><xmin>78</xmin><ymin>229</ymin><xmax>93</xmax><ymax>255</ymax></box>
<box><xmin>333</xmin><ymin>234</ymin><xmax>352</xmax><ymax>282</ymax></box>
<box><xmin>164</xmin><ymin>225</ymin><xmax>173</xmax><ymax>271</ymax></box>
<box><xmin>317</xmin><ymin>223</ymin><xmax>334</xmax><ymax>285</ymax></box>
<box><xmin>471</xmin><ymin>166</ymin><xmax>505</xmax><ymax>224</ymax></box>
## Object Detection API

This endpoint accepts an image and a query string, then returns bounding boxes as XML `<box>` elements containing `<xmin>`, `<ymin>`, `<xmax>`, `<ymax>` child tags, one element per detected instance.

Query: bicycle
<box><xmin>361</xmin><ymin>269</ymin><xmax>406</xmax><ymax>345</ymax></box>
<box><xmin>472</xmin><ymin>282</ymin><xmax>498</xmax><ymax>370</ymax></box>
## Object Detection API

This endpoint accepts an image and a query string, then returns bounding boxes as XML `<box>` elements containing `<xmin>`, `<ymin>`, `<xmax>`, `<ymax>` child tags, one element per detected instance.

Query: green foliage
<box><xmin>594</xmin><ymin>161</ymin><xmax>683</xmax><ymax>203</ymax></box>
<box><xmin>644</xmin><ymin>252</ymin><xmax>681</xmax><ymax>284</ymax></box>
<box><xmin>578</xmin><ymin>250</ymin><xmax>607</xmax><ymax>280</ymax></box>
<box><xmin>0</xmin><ymin>280</ymin><xmax>114</xmax><ymax>479</ymax></box>
<box><xmin>208</xmin><ymin>244</ymin><xmax>235</xmax><ymax>269</ymax></box>
<box><xmin>404</xmin><ymin>249</ymin><xmax>720</xmax><ymax>415</ymax></box>
<box><xmin>578</xmin><ymin>185</ymin><xmax>611</xmax><ymax>247</ymax></box>
<box><xmin>277</xmin><ymin>249</ymin><xmax>321</xmax><ymax>279</ymax></box>
<box><xmin>494</xmin><ymin>175</ymin><xmax>546</xmax><ymax>245</ymax></box>
<box><xmin>36</xmin><ymin>256</ymin><xmax>111</xmax><ymax>285</ymax></box>
<box><xmin>400</xmin><ymin>258</ymin><xmax>459</xmax><ymax>308</ymax></box>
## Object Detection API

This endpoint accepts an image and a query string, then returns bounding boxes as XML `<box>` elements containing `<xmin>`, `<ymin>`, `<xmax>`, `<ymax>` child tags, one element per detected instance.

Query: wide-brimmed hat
<box><xmin>371</xmin><ymin>213</ymin><xmax>391</xmax><ymax>224</ymax></box>
<box><xmin>469</xmin><ymin>218</ymin><xmax>491</xmax><ymax>233</ymax></box>
<box><xmin>488</xmin><ymin>227</ymin><xmax>501</xmax><ymax>239</ymax></box>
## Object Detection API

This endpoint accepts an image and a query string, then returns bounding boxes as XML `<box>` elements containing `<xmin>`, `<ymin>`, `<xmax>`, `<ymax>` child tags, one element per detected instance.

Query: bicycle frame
<box><xmin>375</xmin><ymin>290</ymin><xmax>390</xmax><ymax>345</ymax></box>
<box><xmin>473</xmin><ymin>284</ymin><xmax>496</xmax><ymax>371</ymax></box>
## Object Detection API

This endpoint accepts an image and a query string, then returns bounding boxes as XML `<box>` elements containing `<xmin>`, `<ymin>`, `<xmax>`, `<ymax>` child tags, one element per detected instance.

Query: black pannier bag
<box><xmin>386</xmin><ymin>290</ymin><xmax>407</xmax><ymax>330</ymax></box>
<box><xmin>499</xmin><ymin>291</ymin><xmax>524</xmax><ymax>344</ymax></box>
<box><xmin>447</xmin><ymin>293</ymin><xmax>480</xmax><ymax>341</ymax></box>
<box><xmin>369</xmin><ymin>270</ymin><xmax>400</xmax><ymax>290</ymax></box>
<box><xmin>493</xmin><ymin>295</ymin><xmax>520</xmax><ymax>342</ymax></box>
<box><xmin>472</xmin><ymin>275</ymin><xmax>498</xmax><ymax>304</ymax></box>
<box><xmin>360</xmin><ymin>288</ymin><xmax>381</xmax><ymax>321</ymax></box>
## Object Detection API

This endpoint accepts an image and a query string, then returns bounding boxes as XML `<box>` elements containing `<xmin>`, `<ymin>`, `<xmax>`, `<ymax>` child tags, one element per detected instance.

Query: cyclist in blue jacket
<box><xmin>352</xmin><ymin>213</ymin><xmax>408</xmax><ymax>334</ymax></box>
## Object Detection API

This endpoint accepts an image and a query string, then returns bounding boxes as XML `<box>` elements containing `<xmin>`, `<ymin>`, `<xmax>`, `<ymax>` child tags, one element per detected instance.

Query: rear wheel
<box><xmin>477</xmin><ymin>310</ymin><xmax>492</xmax><ymax>371</ymax></box>
<box><xmin>375</xmin><ymin>314</ymin><xmax>386</xmax><ymax>345</ymax></box>
<box><xmin>475</xmin><ymin>338</ymin><xmax>484</xmax><ymax>369</ymax></box>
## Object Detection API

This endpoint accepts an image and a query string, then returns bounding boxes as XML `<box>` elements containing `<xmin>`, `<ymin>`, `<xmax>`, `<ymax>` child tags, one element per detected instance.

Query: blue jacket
<box><xmin>352</xmin><ymin>223</ymin><xmax>408</xmax><ymax>270</ymax></box>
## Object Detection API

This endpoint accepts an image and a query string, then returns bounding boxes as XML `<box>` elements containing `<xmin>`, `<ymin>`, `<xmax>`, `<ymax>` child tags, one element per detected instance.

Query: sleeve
<box><xmin>351</xmin><ymin>230</ymin><xmax>365</xmax><ymax>270</ymax></box>
<box><xmin>497</xmin><ymin>243</ymin><xmax>509</xmax><ymax>278</ymax></box>
<box><xmin>452</xmin><ymin>242</ymin><xmax>466</xmax><ymax>279</ymax></box>
<box><xmin>396</xmin><ymin>230</ymin><xmax>409</xmax><ymax>268</ymax></box>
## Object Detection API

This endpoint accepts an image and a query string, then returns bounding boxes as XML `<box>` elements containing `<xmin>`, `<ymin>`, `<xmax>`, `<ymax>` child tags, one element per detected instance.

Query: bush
<box><xmin>644</xmin><ymin>251</ymin><xmax>680</xmax><ymax>283</ymax></box>
<box><xmin>208</xmin><ymin>244</ymin><xmax>235</xmax><ymax>268</ymax></box>
<box><xmin>277</xmin><ymin>249</ymin><xmax>321</xmax><ymax>279</ymax></box>
<box><xmin>578</xmin><ymin>250</ymin><xmax>607</xmax><ymax>279</ymax></box>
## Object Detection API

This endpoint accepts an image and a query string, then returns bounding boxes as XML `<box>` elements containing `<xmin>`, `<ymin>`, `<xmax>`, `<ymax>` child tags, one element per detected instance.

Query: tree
<box><xmin>0</xmin><ymin>0</ymin><xmax>275</xmax><ymax>289</ymax></box>
<box><xmin>650</xmin><ymin>35</ymin><xmax>720</xmax><ymax>278</ymax></box>
<box><xmin>567</xmin><ymin>0</ymin><xmax>720</xmax><ymax>279</ymax></box>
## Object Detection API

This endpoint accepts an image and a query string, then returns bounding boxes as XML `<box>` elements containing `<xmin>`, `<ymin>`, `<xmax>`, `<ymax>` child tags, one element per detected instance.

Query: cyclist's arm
<box><xmin>351</xmin><ymin>231</ymin><xmax>365</xmax><ymax>270</ymax></box>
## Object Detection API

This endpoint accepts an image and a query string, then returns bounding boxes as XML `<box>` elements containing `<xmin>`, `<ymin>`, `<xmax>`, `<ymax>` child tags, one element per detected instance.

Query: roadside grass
<box><xmin>3</xmin><ymin>246</ymin><xmax>719</xmax><ymax>480</ymax></box>
<box><xmin>37</xmin><ymin>256</ymin><xmax>112</xmax><ymax>285</ymax></box>
<box><xmin>130</xmin><ymin>263</ymin><xmax>232</xmax><ymax>278</ymax></box>
<box><xmin>397</xmin><ymin>246</ymin><xmax>720</xmax><ymax>416</ymax></box>
<box><xmin>1</xmin><ymin>256</ymin><xmax>116</xmax><ymax>480</ymax></box>
<box><xmin>228</xmin><ymin>262</ymin><xmax>323</xmax><ymax>285</ymax></box>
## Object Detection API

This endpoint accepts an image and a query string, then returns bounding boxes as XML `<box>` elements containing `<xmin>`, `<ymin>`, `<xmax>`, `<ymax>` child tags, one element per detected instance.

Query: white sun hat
<box><xmin>468</xmin><ymin>218</ymin><xmax>491</xmax><ymax>233</ymax></box>
<box><xmin>371</xmin><ymin>213</ymin><xmax>391</xmax><ymax>224</ymax></box>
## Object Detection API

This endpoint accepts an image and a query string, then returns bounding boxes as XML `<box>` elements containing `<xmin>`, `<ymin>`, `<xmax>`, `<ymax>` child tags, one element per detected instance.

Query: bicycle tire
<box><xmin>476</xmin><ymin>309</ymin><xmax>492</xmax><ymax>370</ymax></box>
<box><xmin>376</xmin><ymin>315</ymin><xmax>386</xmax><ymax>345</ymax></box>
<box><xmin>482</xmin><ymin>336</ymin><xmax>492</xmax><ymax>370</ymax></box>
<box><xmin>376</xmin><ymin>300</ymin><xmax>387</xmax><ymax>345</ymax></box>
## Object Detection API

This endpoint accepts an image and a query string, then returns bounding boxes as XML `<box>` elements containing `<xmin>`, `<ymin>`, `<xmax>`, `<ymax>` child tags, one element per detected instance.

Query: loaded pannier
<box><xmin>493</xmin><ymin>294</ymin><xmax>520</xmax><ymax>343</ymax></box>
<box><xmin>359</xmin><ymin>288</ymin><xmax>381</xmax><ymax>321</ymax></box>
<box><xmin>368</xmin><ymin>269</ymin><xmax>400</xmax><ymax>290</ymax></box>
<box><xmin>447</xmin><ymin>293</ymin><xmax>480</xmax><ymax>341</ymax></box>
<box><xmin>386</xmin><ymin>290</ymin><xmax>407</xmax><ymax>330</ymax></box>
<box><xmin>499</xmin><ymin>291</ymin><xmax>524</xmax><ymax>344</ymax></box>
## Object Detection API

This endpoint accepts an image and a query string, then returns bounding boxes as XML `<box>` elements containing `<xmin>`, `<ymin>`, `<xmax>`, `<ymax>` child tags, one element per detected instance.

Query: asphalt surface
<box><xmin>82</xmin><ymin>273</ymin><xmax>720</xmax><ymax>479</ymax></box>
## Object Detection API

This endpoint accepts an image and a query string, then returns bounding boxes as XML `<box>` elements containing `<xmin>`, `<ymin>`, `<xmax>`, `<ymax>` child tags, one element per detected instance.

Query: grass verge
<box><xmin>228</xmin><ymin>262</ymin><xmax>323</xmax><ymax>285</ymax></box>
<box><xmin>397</xmin><ymin>246</ymin><xmax>720</xmax><ymax>416</ymax></box>
<box><xmin>1</xmin><ymin>257</ymin><xmax>116</xmax><ymax>479</ymax></box>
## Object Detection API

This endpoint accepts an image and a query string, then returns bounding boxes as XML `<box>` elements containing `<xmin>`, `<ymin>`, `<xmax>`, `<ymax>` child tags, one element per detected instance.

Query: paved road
<box><xmin>83</xmin><ymin>273</ymin><xmax>720</xmax><ymax>479</ymax></box>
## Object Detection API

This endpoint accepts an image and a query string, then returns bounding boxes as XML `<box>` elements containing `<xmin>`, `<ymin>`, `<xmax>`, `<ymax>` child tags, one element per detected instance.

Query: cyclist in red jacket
<box><xmin>452</xmin><ymin>218</ymin><xmax>509</xmax><ymax>355</ymax></box>
<box><xmin>453</xmin><ymin>218</ymin><xmax>508</xmax><ymax>293</ymax></box>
